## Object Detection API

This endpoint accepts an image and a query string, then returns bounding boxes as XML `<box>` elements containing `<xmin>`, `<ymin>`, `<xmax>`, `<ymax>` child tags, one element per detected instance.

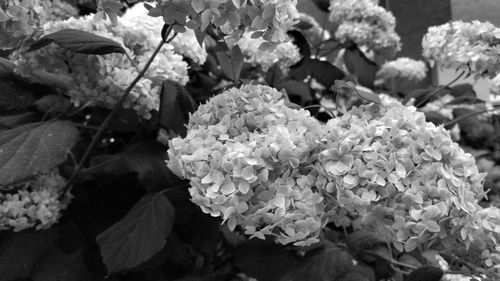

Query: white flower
<box><xmin>490</xmin><ymin>73</ymin><xmax>500</xmax><ymax>96</ymax></box>
<box><xmin>422</xmin><ymin>20</ymin><xmax>500</xmax><ymax>78</ymax></box>
<box><xmin>377</xmin><ymin>57</ymin><xmax>428</xmax><ymax>82</ymax></box>
<box><xmin>296</xmin><ymin>13</ymin><xmax>330</xmax><ymax>47</ymax></box>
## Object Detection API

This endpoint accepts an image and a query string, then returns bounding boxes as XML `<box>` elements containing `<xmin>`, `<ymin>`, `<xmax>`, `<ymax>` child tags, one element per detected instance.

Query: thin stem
<box><xmin>443</xmin><ymin>108</ymin><xmax>497</xmax><ymax>128</ymax></box>
<box><xmin>414</xmin><ymin>71</ymin><xmax>465</xmax><ymax>108</ymax></box>
<box><xmin>125</xmin><ymin>51</ymin><xmax>141</xmax><ymax>73</ymax></box>
<box><xmin>364</xmin><ymin>249</ymin><xmax>419</xmax><ymax>270</ymax></box>
<box><xmin>60</xmin><ymin>25</ymin><xmax>175</xmax><ymax>198</ymax></box>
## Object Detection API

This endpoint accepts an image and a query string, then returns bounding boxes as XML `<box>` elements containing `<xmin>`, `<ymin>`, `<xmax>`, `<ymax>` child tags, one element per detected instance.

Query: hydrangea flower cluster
<box><xmin>422</xmin><ymin>20</ymin><xmax>500</xmax><ymax>78</ymax></box>
<box><xmin>491</xmin><ymin>73</ymin><xmax>500</xmax><ymax>96</ymax></box>
<box><xmin>0</xmin><ymin>170</ymin><xmax>69</xmax><ymax>232</ymax></box>
<box><xmin>317</xmin><ymin>102</ymin><xmax>493</xmax><ymax>255</ymax></box>
<box><xmin>296</xmin><ymin>13</ymin><xmax>331</xmax><ymax>47</ymax></box>
<box><xmin>377</xmin><ymin>57</ymin><xmax>428</xmax><ymax>82</ymax></box>
<box><xmin>329</xmin><ymin>0</ymin><xmax>401</xmax><ymax>58</ymax></box>
<box><xmin>167</xmin><ymin>84</ymin><xmax>326</xmax><ymax>246</ymax></box>
<box><xmin>118</xmin><ymin>4</ymin><xmax>207</xmax><ymax>65</ymax></box>
<box><xmin>149</xmin><ymin>0</ymin><xmax>299</xmax><ymax>43</ymax></box>
<box><xmin>46</xmin><ymin>0</ymin><xmax>78</xmax><ymax>22</ymax></box>
<box><xmin>237</xmin><ymin>31</ymin><xmax>301</xmax><ymax>72</ymax></box>
<box><xmin>15</xmin><ymin>14</ymin><xmax>189</xmax><ymax>119</ymax></box>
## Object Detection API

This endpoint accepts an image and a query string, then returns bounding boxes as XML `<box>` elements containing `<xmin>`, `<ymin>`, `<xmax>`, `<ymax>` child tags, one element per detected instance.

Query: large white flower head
<box><xmin>167</xmin><ymin>84</ymin><xmax>326</xmax><ymax>246</ymax></box>
<box><xmin>237</xmin><ymin>30</ymin><xmax>301</xmax><ymax>72</ymax></box>
<box><xmin>118</xmin><ymin>4</ymin><xmax>207</xmax><ymax>64</ymax></box>
<box><xmin>317</xmin><ymin>102</ymin><xmax>492</xmax><ymax>255</ymax></box>
<box><xmin>150</xmin><ymin>0</ymin><xmax>299</xmax><ymax>43</ymax></box>
<box><xmin>377</xmin><ymin>57</ymin><xmax>428</xmax><ymax>82</ymax></box>
<box><xmin>15</xmin><ymin>15</ymin><xmax>189</xmax><ymax>119</ymax></box>
<box><xmin>46</xmin><ymin>0</ymin><xmax>78</xmax><ymax>22</ymax></box>
<box><xmin>329</xmin><ymin>0</ymin><xmax>401</xmax><ymax>58</ymax></box>
<box><xmin>422</xmin><ymin>20</ymin><xmax>500</xmax><ymax>78</ymax></box>
<box><xmin>0</xmin><ymin>170</ymin><xmax>69</xmax><ymax>232</ymax></box>
<box><xmin>296</xmin><ymin>12</ymin><xmax>330</xmax><ymax>47</ymax></box>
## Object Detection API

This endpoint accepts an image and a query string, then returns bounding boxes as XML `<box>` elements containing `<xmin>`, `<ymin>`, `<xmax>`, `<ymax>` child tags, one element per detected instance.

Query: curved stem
<box><xmin>414</xmin><ymin>71</ymin><xmax>465</xmax><ymax>108</ymax></box>
<box><xmin>60</xmin><ymin>26</ymin><xmax>175</xmax><ymax>198</ymax></box>
<box><xmin>443</xmin><ymin>108</ymin><xmax>497</xmax><ymax>128</ymax></box>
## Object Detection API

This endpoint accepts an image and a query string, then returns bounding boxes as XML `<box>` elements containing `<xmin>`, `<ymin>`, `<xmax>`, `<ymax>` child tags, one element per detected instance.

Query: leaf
<box><xmin>424</xmin><ymin>111</ymin><xmax>450</xmax><ymax>126</ymax></box>
<box><xmin>0</xmin><ymin>112</ymin><xmax>37</xmax><ymax>130</ymax></box>
<box><xmin>343</xmin><ymin>44</ymin><xmax>379</xmax><ymax>88</ymax></box>
<box><xmin>27</xmin><ymin>29</ymin><xmax>126</xmax><ymax>55</ymax></box>
<box><xmin>450</xmin><ymin>83</ymin><xmax>476</xmax><ymax>98</ymax></box>
<box><xmin>159</xmin><ymin>80</ymin><xmax>197</xmax><ymax>137</ymax></box>
<box><xmin>406</xmin><ymin>266</ymin><xmax>443</xmax><ymax>281</ymax></box>
<box><xmin>0</xmin><ymin>80</ymin><xmax>36</xmax><ymax>111</ymax></box>
<box><xmin>311</xmin><ymin>0</ymin><xmax>331</xmax><ymax>12</ymax></box>
<box><xmin>265</xmin><ymin>63</ymin><xmax>285</xmax><ymax>87</ymax></box>
<box><xmin>288</xmin><ymin>30</ymin><xmax>311</xmax><ymax>59</ymax></box>
<box><xmin>216</xmin><ymin>45</ymin><xmax>244</xmax><ymax>82</ymax></box>
<box><xmin>0</xmin><ymin>121</ymin><xmax>79</xmax><ymax>185</ymax></box>
<box><xmin>276</xmin><ymin>80</ymin><xmax>312</xmax><ymax>105</ymax></box>
<box><xmin>234</xmin><ymin>239</ymin><xmax>300</xmax><ymax>281</ymax></box>
<box><xmin>35</xmin><ymin>95</ymin><xmax>72</xmax><ymax>113</ymax></box>
<box><xmin>0</xmin><ymin>56</ymin><xmax>15</xmax><ymax>78</ymax></box>
<box><xmin>334</xmin><ymin>80</ymin><xmax>382</xmax><ymax>105</ymax></box>
<box><xmin>280</xmin><ymin>243</ymin><xmax>358</xmax><ymax>281</ymax></box>
<box><xmin>345</xmin><ymin>230</ymin><xmax>386</xmax><ymax>263</ymax></box>
<box><xmin>290</xmin><ymin>58</ymin><xmax>345</xmax><ymax>89</ymax></box>
<box><xmin>97</xmin><ymin>192</ymin><xmax>175</xmax><ymax>274</ymax></box>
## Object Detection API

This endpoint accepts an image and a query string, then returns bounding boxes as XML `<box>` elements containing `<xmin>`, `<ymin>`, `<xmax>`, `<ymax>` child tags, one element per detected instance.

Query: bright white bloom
<box><xmin>237</xmin><ymin>31</ymin><xmax>301</xmax><ymax>72</ymax></box>
<box><xmin>377</xmin><ymin>57</ymin><xmax>428</xmax><ymax>82</ymax></box>
<box><xmin>329</xmin><ymin>0</ymin><xmax>401</xmax><ymax>58</ymax></box>
<box><xmin>0</xmin><ymin>170</ymin><xmax>69</xmax><ymax>232</ymax></box>
<box><xmin>15</xmin><ymin>15</ymin><xmax>189</xmax><ymax>119</ymax></box>
<box><xmin>119</xmin><ymin>4</ymin><xmax>207</xmax><ymax>64</ymax></box>
<box><xmin>150</xmin><ymin>0</ymin><xmax>300</xmax><ymax>43</ymax></box>
<box><xmin>296</xmin><ymin>13</ymin><xmax>330</xmax><ymax>47</ymax></box>
<box><xmin>167</xmin><ymin>84</ymin><xmax>326</xmax><ymax>246</ymax></box>
<box><xmin>491</xmin><ymin>73</ymin><xmax>500</xmax><ymax>96</ymax></box>
<box><xmin>46</xmin><ymin>0</ymin><xmax>78</xmax><ymax>22</ymax></box>
<box><xmin>422</xmin><ymin>20</ymin><xmax>500</xmax><ymax>78</ymax></box>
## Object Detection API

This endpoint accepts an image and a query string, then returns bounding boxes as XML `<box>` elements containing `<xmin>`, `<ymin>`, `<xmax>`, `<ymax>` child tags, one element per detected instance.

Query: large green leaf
<box><xmin>0</xmin><ymin>80</ymin><xmax>36</xmax><ymax>111</ymax></box>
<box><xmin>290</xmin><ymin>58</ymin><xmax>345</xmax><ymax>89</ymax></box>
<box><xmin>27</xmin><ymin>29</ymin><xmax>126</xmax><ymax>55</ymax></box>
<box><xmin>343</xmin><ymin>44</ymin><xmax>379</xmax><ymax>89</ymax></box>
<box><xmin>97</xmin><ymin>192</ymin><xmax>175</xmax><ymax>274</ymax></box>
<box><xmin>0</xmin><ymin>121</ymin><xmax>79</xmax><ymax>185</ymax></box>
<box><xmin>216</xmin><ymin>45</ymin><xmax>244</xmax><ymax>82</ymax></box>
<box><xmin>159</xmin><ymin>80</ymin><xmax>197</xmax><ymax>137</ymax></box>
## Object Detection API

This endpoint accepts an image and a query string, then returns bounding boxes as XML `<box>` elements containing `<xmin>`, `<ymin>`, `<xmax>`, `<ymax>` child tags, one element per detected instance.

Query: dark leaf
<box><xmin>35</xmin><ymin>95</ymin><xmax>72</xmax><ymax>113</ymax></box>
<box><xmin>97</xmin><ymin>192</ymin><xmax>175</xmax><ymax>274</ymax></box>
<box><xmin>345</xmin><ymin>230</ymin><xmax>386</xmax><ymax>263</ymax></box>
<box><xmin>424</xmin><ymin>111</ymin><xmax>450</xmax><ymax>126</ymax></box>
<box><xmin>265</xmin><ymin>63</ymin><xmax>285</xmax><ymax>87</ymax></box>
<box><xmin>216</xmin><ymin>45</ymin><xmax>244</xmax><ymax>82</ymax></box>
<box><xmin>287</xmin><ymin>30</ymin><xmax>311</xmax><ymax>59</ymax></box>
<box><xmin>290</xmin><ymin>58</ymin><xmax>345</xmax><ymax>89</ymax></box>
<box><xmin>194</xmin><ymin>28</ymin><xmax>206</xmax><ymax>47</ymax></box>
<box><xmin>311</xmin><ymin>0</ymin><xmax>331</xmax><ymax>12</ymax></box>
<box><xmin>31</xmin><ymin>249</ymin><xmax>94</xmax><ymax>281</ymax></box>
<box><xmin>280</xmin><ymin>243</ymin><xmax>357</xmax><ymax>281</ymax></box>
<box><xmin>0</xmin><ymin>56</ymin><xmax>15</xmax><ymax>78</ymax></box>
<box><xmin>450</xmin><ymin>83</ymin><xmax>476</xmax><ymax>98</ymax></box>
<box><xmin>406</xmin><ymin>266</ymin><xmax>443</xmax><ymax>281</ymax></box>
<box><xmin>0</xmin><ymin>112</ymin><xmax>37</xmax><ymax>130</ymax></box>
<box><xmin>159</xmin><ymin>80</ymin><xmax>197</xmax><ymax>137</ymax></box>
<box><xmin>27</xmin><ymin>29</ymin><xmax>126</xmax><ymax>55</ymax></box>
<box><xmin>161</xmin><ymin>23</ymin><xmax>171</xmax><ymax>42</ymax></box>
<box><xmin>234</xmin><ymin>239</ymin><xmax>299</xmax><ymax>281</ymax></box>
<box><xmin>447</xmin><ymin>96</ymin><xmax>484</xmax><ymax>105</ymax></box>
<box><xmin>276</xmin><ymin>80</ymin><xmax>312</xmax><ymax>105</ymax></box>
<box><xmin>338</xmin><ymin>272</ymin><xmax>371</xmax><ymax>281</ymax></box>
<box><xmin>343</xmin><ymin>44</ymin><xmax>379</xmax><ymax>88</ymax></box>
<box><xmin>185</xmin><ymin>210</ymin><xmax>221</xmax><ymax>257</ymax></box>
<box><xmin>0</xmin><ymin>80</ymin><xmax>36</xmax><ymax>111</ymax></box>
<box><xmin>0</xmin><ymin>121</ymin><xmax>79</xmax><ymax>185</ymax></box>
<box><xmin>294</xmin><ymin>20</ymin><xmax>314</xmax><ymax>30</ymax></box>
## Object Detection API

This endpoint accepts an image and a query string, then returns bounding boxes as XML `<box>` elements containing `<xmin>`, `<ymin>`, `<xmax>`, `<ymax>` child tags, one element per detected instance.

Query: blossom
<box><xmin>491</xmin><ymin>73</ymin><xmax>500</xmax><ymax>96</ymax></box>
<box><xmin>15</xmin><ymin>15</ymin><xmax>189</xmax><ymax>119</ymax></box>
<box><xmin>149</xmin><ymin>0</ymin><xmax>299</xmax><ymax>43</ymax></box>
<box><xmin>329</xmin><ymin>0</ymin><xmax>401</xmax><ymax>58</ymax></box>
<box><xmin>377</xmin><ymin>57</ymin><xmax>428</xmax><ymax>82</ymax></box>
<box><xmin>317</xmin><ymin>102</ymin><xmax>491</xmax><ymax>256</ymax></box>
<box><xmin>237</xmin><ymin>30</ymin><xmax>301</xmax><ymax>72</ymax></box>
<box><xmin>167</xmin><ymin>84</ymin><xmax>326</xmax><ymax>246</ymax></box>
<box><xmin>296</xmin><ymin>12</ymin><xmax>330</xmax><ymax>47</ymax></box>
<box><xmin>0</xmin><ymin>170</ymin><xmax>70</xmax><ymax>232</ymax></box>
<box><xmin>422</xmin><ymin>20</ymin><xmax>500</xmax><ymax>78</ymax></box>
<box><xmin>46</xmin><ymin>0</ymin><xmax>78</xmax><ymax>22</ymax></box>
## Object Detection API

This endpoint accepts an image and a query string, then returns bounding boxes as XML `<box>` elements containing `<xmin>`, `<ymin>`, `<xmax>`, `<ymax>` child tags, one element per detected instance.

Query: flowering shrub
<box><xmin>0</xmin><ymin>170</ymin><xmax>69</xmax><ymax>232</ymax></box>
<box><xmin>329</xmin><ymin>0</ymin><xmax>401</xmax><ymax>58</ymax></box>
<box><xmin>422</xmin><ymin>20</ymin><xmax>500</xmax><ymax>78</ymax></box>
<box><xmin>377</xmin><ymin>57</ymin><xmax>428</xmax><ymax>82</ymax></box>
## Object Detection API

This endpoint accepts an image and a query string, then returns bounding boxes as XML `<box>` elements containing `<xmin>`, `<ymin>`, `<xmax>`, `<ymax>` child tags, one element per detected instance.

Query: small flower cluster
<box><xmin>149</xmin><ymin>0</ymin><xmax>299</xmax><ymax>43</ymax></box>
<box><xmin>329</xmin><ymin>0</ymin><xmax>401</xmax><ymax>58</ymax></box>
<box><xmin>46</xmin><ymin>0</ymin><xmax>78</xmax><ymax>22</ymax></box>
<box><xmin>15</xmin><ymin>14</ymin><xmax>189</xmax><ymax>119</ymax></box>
<box><xmin>168</xmin><ymin>84</ymin><xmax>326</xmax><ymax>246</ymax></box>
<box><xmin>296</xmin><ymin>13</ymin><xmax>331</xmax><ymax>47</ymax></box>
<box><xmin>491</xmin><ymin>73</ymin><xmax>500</xmax><ymax>96</ymax></box>
<box><xmin>422</xmin><ymin>20</ymin><xmax>500</xmax><ymax>78</ymax></box>
<box><xmin>237</xmin><ymin>31</ymin><xmax>301</xmax><ymax>72</ymax></box>
<box><xmin>0</xmin><ymin>170</ymin><xmax>69</xmax><ymax>232</ymax></box>
<box><xmin>377</xmin><ymin>57</ymin><xmax>428</xmax><ymax>82</ymax></box>
<box><xmin>118</xmin><ymin>4</ymin><xmax>207</xmax><ymax>65</ymax></box>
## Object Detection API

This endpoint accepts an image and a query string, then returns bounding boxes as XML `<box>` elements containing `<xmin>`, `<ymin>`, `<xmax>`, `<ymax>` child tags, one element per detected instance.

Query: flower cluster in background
<box><xmin>328</xmin><ymin>0</ymin><xmax>401</xmax><ymax>58</ymax></box>
<box><xmin>15</xmin><ymin>14</ymin><xmax>189</xmax><ymax>119</ymax></box>
<box><xmin>377</xmin><ymin>57</ymin><xmax>428</xmax><ymax>82</ymax></box>
<box><xmin>237</xmin><ymin>31</ymin><xmax>301</xmax><ymax>72</ymax></box>
<box><xmin>149</xmin><ymin>0</ymin><xmax>299</xmax><ymax>43</ymax></box>
<box><xmin>167</xmin><ymin>84</ymin><xmax>326</xmax><ymax>246</ymax></box>
<box><xmin>296</xmin><ymin>13</ymin><xmax>331</xmax><ymax>47</ymax></box>
<box><xmin>491</xmin><ymin>73</ymin><xmax>500</xmax><ymax>96</ymax></box>
<box><xmin>46</xmin><ymin>0</ymin><xmax>78</xmax><ymax>22</ymax></box>
<box><xmin>0</xmin><ymin>170</ymin><xmax>70</xmax><ymax>232</ymax></box>
<box><xmin>422</xmin><ymin>20</ymin><xmax>500</xmax><ymax>79</ymax></box>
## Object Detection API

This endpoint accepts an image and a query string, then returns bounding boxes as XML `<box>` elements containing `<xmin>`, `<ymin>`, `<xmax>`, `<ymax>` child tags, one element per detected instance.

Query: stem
<box><xmin>443</xmin><ymin>108</ymin><xmax>497</xmax><ymax>128</ymax></box>
<box><xmin>363</xmin><ymin>250</ymin><xmax>419</xmax><ymax>270</ymax></box>
<box><xmin>60</xmin><ymin>25</ymin><xmax>175</xmax><ymax>198</ymax></box>
<box><xmin>125</xmin><ymin>51</ymin><xmax>141</xmax><ymax>73</ymax></box>
<box><xmin>414</xmin><ymin>71</ymin><xmax>465</xmax><ymax>108</ymax></box>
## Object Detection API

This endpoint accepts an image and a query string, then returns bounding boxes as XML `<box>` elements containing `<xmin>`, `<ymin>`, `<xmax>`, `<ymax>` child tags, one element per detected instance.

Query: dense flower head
<box><xmin>377</xmin><ymin>57</ymin><xmax>428</xmax><ymax>82</ymax></box>
<box><xmin>0</xmin><ymin>170</ymin><xmax>69</xmax><ymax>232</ymax></box>
<box><xmin>422</xmin><ymin>20</ymin><xmax>500</xmax><ymax>78</ymax></box>
<box><xmin>237</xmin><ymin>30</ymin><xmax>301</xmax><ymax>72</ymax></box>
<box><xmin>118</xmin><ymin>4</ymin><xmax>207</xmax><ymax>64</ymax></box>
<box><xmin>296</xmin><ymin>12</ymin><xmax>330</xmax><ymax>47</ymax></box>
<box><xmin>46</xmin><ymin>0</ymin><xmax>78</xmax><ymax>22</ymax></box>
<box><xmin>329</xmin><ymin>0</ymin><xmax>401</xmax><ymax>58</ymax></box>
<box><xmin>167</xmin><ymin>84</ymin><xmax>326</xmax><ymax>246</ymax></box>
<box><xmin>15</xmin><ymin>14</ymin><xmax>189</xmax><ymax>119</ymax></box>
<box><xmin>317</xmin><ymin>102</ymin><xmax>490</xmax><ymax>254</ymax></box>
<box><xmin>149</xmin><ymin>0</ymin><xmax>299</xmax><ymax>43</ymax></box>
